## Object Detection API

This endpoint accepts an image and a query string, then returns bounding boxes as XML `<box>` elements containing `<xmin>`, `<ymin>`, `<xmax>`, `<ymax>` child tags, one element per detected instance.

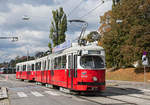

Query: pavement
<box><xmin>0</xmin><ymin>87</ymin><xmax>8</xmax><ymax>99</ymax></box>
<box><xmin>106</xmin><ymin>80</ymin><xmax>150</xmax><ymax>90</ymax></box>
<box><xmin>0</xmin><ymin>74</ymin><xmax>9</xmax><ymax>105</ymax></box>
<box><xmin>0</xmin><ymin>87</ymin><xmax>9</xmax><ymax>105</ymax></box>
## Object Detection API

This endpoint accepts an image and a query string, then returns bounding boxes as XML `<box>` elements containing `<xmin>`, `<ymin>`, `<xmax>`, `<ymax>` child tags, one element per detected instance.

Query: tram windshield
<box><xmin>80</xmin><ymin>56</ymin><xmax>104</xmax><ymax>69</ymax></box>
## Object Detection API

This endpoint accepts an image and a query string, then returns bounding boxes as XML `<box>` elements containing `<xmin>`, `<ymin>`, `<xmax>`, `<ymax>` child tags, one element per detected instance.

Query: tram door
<box><xmin>68</xmin><ymin>53</ymin><xmax>74</xmax><ymax>89</ymax></box>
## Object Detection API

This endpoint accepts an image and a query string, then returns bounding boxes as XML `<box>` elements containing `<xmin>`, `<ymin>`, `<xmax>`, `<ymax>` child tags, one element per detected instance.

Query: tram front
<box><xmin>75</xmin><ymin>46</ymin><xmax>106</xmax><ymax>92</ymax></box>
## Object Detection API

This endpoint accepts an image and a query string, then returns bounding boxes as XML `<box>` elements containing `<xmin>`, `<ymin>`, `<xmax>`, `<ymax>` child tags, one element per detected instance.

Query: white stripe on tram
<box><xmin>31</xmin><ymin>91</ymin><xmax>44</xmax><ymax>97</ymax></box>
<box><xmin>17</xmin><ymin>92</ymin><xmax>28</xmax><ymax>97</ymax></box>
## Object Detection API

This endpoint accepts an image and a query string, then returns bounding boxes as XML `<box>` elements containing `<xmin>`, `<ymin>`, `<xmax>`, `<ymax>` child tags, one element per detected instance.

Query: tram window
<box><xmin>68</xmin><ymin>54</ymin><xmax>73</xmax><ymax>69</ymax></box>
<box><xmin>42</xmin><ymin>61</ymin><xmax>45</xmax><ymax>70</ymax></box>
<box><xmin>32</xmin><ymin>64</ymin><xmax>34</xmax><ymax>71</ymax></box>
<box><xmin>58</xmin><ymin>57</ymin><xmax>61</xmax><ymax>69</ymax></box>
<box><xmin>23</xmin><ymin>65</ymin><xmax>26</xmax><ymax>71</ymax></box>
<box><xmin>74</xmin><ymin>55</ymin><xmax>77</xmax><ymax>77</ymax></box>
<box><xmin>44</xmin><ymin>60</ymin><xmax>46</xmax><ymax>70</ymax></box>
<box><xmin>68</xmin><ymin>55</ymin><xmax>71</xmax><ymax>77</ymax></box>
<box><xmin>42</xmin><ymin>61</ymin><xmax>44</xmax><ymax>70</ymax></box>
<box><xmin>17</xmin><ymin>66</ymin><xmax>19</xmax><ymax>71</ymax></box>
<box><xmin>35</xmin><ymin>62</ymin><xmax>41</xmax><ymax>70</ymax></box>
<box><xmin>74</xmin><ymin>55</ymin><xmax>77</xmax><ymax>69</ymax></box>
<box><xmin>68</xmin><ymin>55</ymin><xmax>72</xmax><ymax>76</ymax></box>
<box><xmin>20</xmin><ymin>66</ymin><xmax>22</xmax><ymax>71</ymax></box>
<box><xmin>48</xmin><ymin>60</ymin><xmax>50</xmax><ymax>70</ymax></box>
<box><xmin>68</xmin><ymin>55</ymin><xmax>71</xmax><ymax>69</ymax></box>
<box><xmin>21</xmin><ymin>66</ymin><xmax>23</xmax><ymax>71</ymax></box>
<box><xmin>51</xmin><ymin>59</ymin><xmax>53</xmax><ymax>70</ymax></box>
<box><xmin>54</xmin><ymin>58</ymin><xmax>56</xmax><ymax>69</ymax></box>
<box><xmin>35</xmin><ymin>63</ymin><xmax>38</xmax><ymax>70</ymax></box>
<box><xmin>23</xmin><ymin>65</ymin><xmax>24</xmax><ymax>71</ymax></box>
<box><xmin>27</xmin><ymin>64</ymin><xmax>30</xmax><ymax>71</ymax></box>
<box><xmin>54</xmin><ymin>58</ymin><xmax>57</xmax><ymax>69</ymax></box>
<box><xmin>39</xmin><ymin>62</ymin><xmax>41</xmax><ymax>70</ymax></box>
<box><xmin>61</xmin><ymin>55</ymin><xmax>66</xmax><ymax>69</ymax></box>
<box><xmin>80</xmin><ymin>56</ymin><xmax>104</xmax><ymax>69</ymax></box>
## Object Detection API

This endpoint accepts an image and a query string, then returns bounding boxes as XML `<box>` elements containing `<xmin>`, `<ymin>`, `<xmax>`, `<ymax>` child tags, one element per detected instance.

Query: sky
<box><xmin>0</xmin><ymin>0</ymin><xmax>112</xmax><ymax>63</ymax></box>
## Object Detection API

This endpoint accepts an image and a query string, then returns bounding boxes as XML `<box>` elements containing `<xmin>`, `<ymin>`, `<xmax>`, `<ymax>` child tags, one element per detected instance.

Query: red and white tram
<box><xmin>16</xmin><ymin>43</ymin><xmax>106</xmax><ymax>92</ymax></box>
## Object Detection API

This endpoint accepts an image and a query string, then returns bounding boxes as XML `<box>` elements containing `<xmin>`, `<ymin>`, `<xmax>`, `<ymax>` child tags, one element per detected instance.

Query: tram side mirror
<box><xmin>77</xmin><ymin>50</ymin><xmax>82</xmax><ymax>56</ymax></box>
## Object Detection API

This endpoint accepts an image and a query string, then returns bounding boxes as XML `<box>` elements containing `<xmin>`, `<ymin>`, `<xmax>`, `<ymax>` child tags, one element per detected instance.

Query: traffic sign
<box><xmin>142</xmin><ymin>55</ymin><xmax>149</xmax><ymax>66</ymax></box>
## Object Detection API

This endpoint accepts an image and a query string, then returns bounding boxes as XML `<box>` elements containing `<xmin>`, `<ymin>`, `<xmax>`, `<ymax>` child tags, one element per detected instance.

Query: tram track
<box><xmin>38</xmin><ymin>84</ymin><xmax>137</xmax><ymax>105</ymax></box>
<box><xmin>75</xmin><ymin>94</ymin><xmax>137</xmax><ymax>105</ymax></box>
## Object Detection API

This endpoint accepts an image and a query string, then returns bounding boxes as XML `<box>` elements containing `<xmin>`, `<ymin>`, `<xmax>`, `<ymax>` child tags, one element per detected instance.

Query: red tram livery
<box><xmin>16</xmin><ymin>42</ymin><xmax>106</xmax><ymax>92</ymax></box>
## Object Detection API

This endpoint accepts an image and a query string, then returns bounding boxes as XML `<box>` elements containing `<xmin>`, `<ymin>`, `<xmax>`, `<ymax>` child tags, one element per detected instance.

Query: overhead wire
<box><xmin>78</xmin><ymin>0</ymin><xmax>105</xmax><ymax>19</ymax></box>
<box><xmin>66</xmin><ymin>0</ymin><xmax>111</xmax><ymax>41</ymax></box>
<box><xmin>67</xmin><ymin>0</ymin><xmax>84</xmax><ymax>17</ymax></box>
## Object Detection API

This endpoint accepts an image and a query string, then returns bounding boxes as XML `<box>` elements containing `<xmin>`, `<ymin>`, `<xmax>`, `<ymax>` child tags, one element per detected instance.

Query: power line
<box><xmin>67</xmin><ymin>0</ymin><xmax>83</xmax><ymax>17</ymax></box>
<box><xmin>78</xmin><ymin>0</ymin><xmax>105</xmax><ymax>19</ymax></box>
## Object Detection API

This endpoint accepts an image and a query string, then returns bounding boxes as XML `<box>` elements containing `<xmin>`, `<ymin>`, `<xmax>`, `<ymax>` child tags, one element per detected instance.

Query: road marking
<box><xmin>141</xmin><ymin>89</ymin><xmax>150</xmax><ymax>92</ymax></box>
<box><xmin>31</xmin><ymin>91</ymin><xmax>44</xmax><ymax>97</ymax></box>
<box><xmin>17</xmin><ymin>92</ymin><xmax>28</xmax><ymax>97</ymax></box>
<box><xmin>45</xmin><ymin>91</ymin><xmax>60</xmax><ymax>96</ymax></box>
<box><xmin>129</xmin><ymin>94</ymin><xmax>150</xmax><ymax>99</ymax></box>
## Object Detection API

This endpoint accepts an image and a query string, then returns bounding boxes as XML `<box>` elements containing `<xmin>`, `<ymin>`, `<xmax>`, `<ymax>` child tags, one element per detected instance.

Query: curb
<box><xmin>0</xmin><ymin>87</ymin><xmax>8</xmax><ymax>100</ymax></box>
<box><xmin>106</xmin><ymin>83</ymin><xmax>118</xmax><ymax>87</ymax></box>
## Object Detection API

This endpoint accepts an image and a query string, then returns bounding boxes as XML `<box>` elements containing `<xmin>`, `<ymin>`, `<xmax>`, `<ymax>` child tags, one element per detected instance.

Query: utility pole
<box><xmin>22</xmin><ymin>15</ymin><xmax>30</xmax><ymax>61</ymax></box>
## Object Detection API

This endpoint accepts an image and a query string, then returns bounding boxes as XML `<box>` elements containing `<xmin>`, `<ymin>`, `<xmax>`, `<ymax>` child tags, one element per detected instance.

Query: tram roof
<box><xmin>62</xmin><ymin>43</ymin><xmax>104</xmax><ymax>54</ymax></box>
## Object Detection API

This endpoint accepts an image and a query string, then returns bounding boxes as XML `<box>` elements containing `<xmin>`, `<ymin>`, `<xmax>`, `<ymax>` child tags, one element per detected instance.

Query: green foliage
<box><xmin>86</xmin><ymin>31</ymin><xmax>100</xmax><ymax>42</ymax></box>
<box><xmin>102</xmin><ymin>0</ymin><xmax>150</xmax><ymax>68</ymax></box>
<box><xmin>49</xmin><ymin>7</ymin><xmax>67</xmax><ymax>50</ymax></box>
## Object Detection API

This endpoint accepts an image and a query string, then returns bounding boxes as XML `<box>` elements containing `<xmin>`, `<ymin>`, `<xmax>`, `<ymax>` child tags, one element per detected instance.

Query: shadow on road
<box><xmin>78</xmin><ymin>86</ymin><xmax>144</xmax><ymax>97</ymax></box>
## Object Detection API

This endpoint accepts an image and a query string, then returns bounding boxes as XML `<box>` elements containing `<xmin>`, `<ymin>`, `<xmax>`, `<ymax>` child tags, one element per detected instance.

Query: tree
<box><xmin>86</xmin><ymin>31</ymin><xmax>100</xmax><ymax>42</ymax></box>
<box><xmin>86</xmin><ymin>31</ymin><xmax>101</xmax><ymax>43</ymax></box>
<box><xmin>100</xmin><ymin>0</ymin><xmax>150</xmax><ymax>68</ymax></box>
<box><xmin>49</xmin><ymin>7</ymin><xmax>67</xmax><ymax>50</ymax></box>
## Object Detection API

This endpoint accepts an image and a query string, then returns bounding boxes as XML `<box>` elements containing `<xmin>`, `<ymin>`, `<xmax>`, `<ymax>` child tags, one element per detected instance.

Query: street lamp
<box><xmin>22</xmin><ymin>15</ymin><xmax>30</xmax><ymax>61</ymax></box>
<box><xmin>22</xmin><ymin>15</ymin><xmax>30</xmax><ymax>20</ymax></box>
<box><xmin>0</xmin><ymin>37</ymin><xmax>18</xmax><ymax>42</ymax></box>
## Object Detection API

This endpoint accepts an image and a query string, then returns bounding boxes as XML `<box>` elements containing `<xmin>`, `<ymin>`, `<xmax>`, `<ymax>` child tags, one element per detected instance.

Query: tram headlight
<box><xmin>93</xmin><ymin>76</ymin><xmax>98</xmax><ymax>82</ymax></box>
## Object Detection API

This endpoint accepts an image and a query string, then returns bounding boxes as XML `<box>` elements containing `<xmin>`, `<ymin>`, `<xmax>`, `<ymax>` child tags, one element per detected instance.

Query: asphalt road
<box><xmin>0</xmin><ymin>74</ymin><xmax>150</xmax><ymax>105</ymax></box>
